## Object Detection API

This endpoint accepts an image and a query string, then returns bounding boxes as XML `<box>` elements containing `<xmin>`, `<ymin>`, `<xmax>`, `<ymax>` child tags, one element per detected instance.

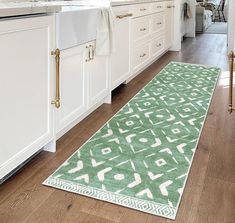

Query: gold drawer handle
<box><xmin>157</xmin><ymin>43</ymin><xmax>162</xmax><ymax>47</ymax></box>
<box><xmin>116</xmin><ymin>13</ymin><xmax>133</xmax><ymax>19</ymax></box>
<box><xmin>90</xmin><ymin>45</ymin><xmax>95</xmax><ymax>60</ymax></box>
<box><xmin>157</xmin><ymin>6</ymin><xmax>162</xmax><ymax>8</ymax></box>
<box><xmin>140</xmin><ymin>28</ymin><xmax>147</xmax><ymax>31</ymax></box>
<box><xmin>140</xmin><ymin>8</ymin><xmax>147</xmax><ymax>11</ymax></box>
<box><xmin>157</xmin><ymin>22</ymin><xmax>162</xmax><ymax>25</ymax></box>
<box><xmin>86</xmin><ymin>45</ymin><xmax>95</xmax><ymax>62</ymax></box>
<box><xmin>228</xmin><ymin>51</ymin><xmax>235</xmax><ymax>113</ymax></box>
<box><xmin>140</xmin><ymin>53</ymin><xmax>146</xmax><ymax>58</ymax></box>
<box><xmin>86</xmin><ymin>45</ymin><xmax>91</xmax><ymax>62</ymax></box>
<box><xmin>51</xmin><ymin>48</ymin><xmax>61</xmax><ymax>109</ymax></box>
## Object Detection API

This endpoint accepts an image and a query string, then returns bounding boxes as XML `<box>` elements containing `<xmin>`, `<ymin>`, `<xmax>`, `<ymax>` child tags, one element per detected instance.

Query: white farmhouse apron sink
<box><xmin>56</xmin><ymin>6</ymin><xmax>99</xmax><ymax>50</ymax></box>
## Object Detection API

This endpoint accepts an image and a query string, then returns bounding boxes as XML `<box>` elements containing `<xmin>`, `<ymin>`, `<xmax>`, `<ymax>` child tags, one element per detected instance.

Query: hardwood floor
<box><xmin>1</xmin><ymin>34</ymin><xmax>235</xmax><ymax>223</ymax></box>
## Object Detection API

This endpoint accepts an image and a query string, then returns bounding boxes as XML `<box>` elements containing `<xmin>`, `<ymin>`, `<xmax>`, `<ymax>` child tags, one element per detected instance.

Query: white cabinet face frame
<box><xmin>164</xmin><ymin>1</ymin><xmax>174</xmax><ymax>49</ymax></box>
<box><xmin>56</xmin><ymin>41</ymin><xmax>110</xmax><ymax>135</ymax></box>
<box><xmin>129</xmin><ymin>1</ymin><xmax>174</xmax><ymax>79</ymax></box>
<box><xmin>0</xmin><ymin>15</ymin><xmax>55</xmax><ymax>179</ymax></box>
<box><xmin>110</xmin><ymin>5</ymin><xmax>132</xmax><ymax>90</ymax></box>
<box><xmin>56</xmin><ymin>44</ymin><xmax>87</xmax><ymax>133</ymax></box>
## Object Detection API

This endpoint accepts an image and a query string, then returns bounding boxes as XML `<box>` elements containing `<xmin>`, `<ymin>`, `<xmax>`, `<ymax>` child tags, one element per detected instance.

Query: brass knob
<box><xmin>51</xmin><ymin>99</ymin><xmax>60</xmax><ymax>109</ymax></box>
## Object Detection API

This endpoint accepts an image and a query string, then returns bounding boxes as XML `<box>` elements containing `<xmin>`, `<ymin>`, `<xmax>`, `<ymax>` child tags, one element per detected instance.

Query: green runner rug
<box><xmin>43</xmin><ymin>62</ymin><xmax>220</xmax><ymax>220</ymax></box>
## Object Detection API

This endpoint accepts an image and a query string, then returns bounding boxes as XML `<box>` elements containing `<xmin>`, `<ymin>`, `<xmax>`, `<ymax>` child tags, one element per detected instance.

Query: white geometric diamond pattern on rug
<box><xmin>43</xmin><ymin>62</ymin><xmax>220</xmax><ymax>220</ymax></box>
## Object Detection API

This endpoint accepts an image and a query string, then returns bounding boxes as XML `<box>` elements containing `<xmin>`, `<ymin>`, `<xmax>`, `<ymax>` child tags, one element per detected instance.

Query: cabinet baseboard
<box><xmin>0</xmin><ymin>149</ymin><xmax>43</xmax><ymax>184</ymax></box>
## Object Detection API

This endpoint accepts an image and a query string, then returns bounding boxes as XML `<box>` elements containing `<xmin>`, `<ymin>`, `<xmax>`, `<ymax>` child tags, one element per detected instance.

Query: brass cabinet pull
<box><xmin>140</xmin><ymin>53</ymin><xmax>146</xmax><ymax>58</ymax></box>
<box><xmin>90</xmin><ymin>45</ymin><xmax>95</xmax><ymax>60</ymax></box>
<box><xmin>86</xmin><ymin>45</ymin><xmax>91</xmax><ymax>62</ymax></box>
<box><xmin>51</xmin><ymin>48</ymin><xmax>61</xmax><ymax>109</ymax></box>
<box><xmin>157</xmin><ymin>43</ymin><xmax>162</xmax><ymax>47</ymax></box>
<box><xmin>140</xmin><ymin>8</ymin><xmax>147</xmax><ymax>11</ymax></box>
<box><xmin>228</xmin><ymin>51</ymin><xmax>235</xmax><ymax>113</ymax></box>
<box><xmin>86</xmin><ymin>45</ymin><xmax>95</xmax><ymax>62</ymax></box>
<box><xmin>157</xmin><ymin>22</ymin><xmax>162</xmax><ymax>25</ymax></box>
<box><xmin>140</xmin><ymin>28</ymin><xmax>147</xmax><ymax>31</ymax></box>
<box><xmin>157</xmin><ymin>6</ymin><xmax>162</xmax><ymax>8</ymax></box>
<box><xmin>116</xmin><ymin>13</ymin><xmax>133</xmax><ymax>19</ymax></box>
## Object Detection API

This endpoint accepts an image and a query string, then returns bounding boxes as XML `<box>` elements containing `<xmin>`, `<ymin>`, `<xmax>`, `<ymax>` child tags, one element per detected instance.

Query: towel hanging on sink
<box><xmin>183</xmin><ymin>2</ymin><xmax>192</xmax><ymax>20</ymax></box>
<box><xmin>96</xmin><ymin>7</ymin><xmax>115</xmax><ymax>56</ymax></box>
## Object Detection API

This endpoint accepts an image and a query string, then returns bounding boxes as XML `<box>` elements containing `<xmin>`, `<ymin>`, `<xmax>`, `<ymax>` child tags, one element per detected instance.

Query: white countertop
<box><xmin>0</xmin><ymin>0</ymin><xmax>169</xmax><ymax>18</ymax></box>
<box><xmin>0</xmin><ymin>1</ymin><xmax>106</xmax><ymax>17</ymax></box>
<box><xmin>111</xmin><ymin>0</ymin><xmax>169</xmax><ymax>6</ymax></box>
<box><xmin>0</xmin><ymin>1</ymin><xmax>60</xmax><ymax>17</ymax></box>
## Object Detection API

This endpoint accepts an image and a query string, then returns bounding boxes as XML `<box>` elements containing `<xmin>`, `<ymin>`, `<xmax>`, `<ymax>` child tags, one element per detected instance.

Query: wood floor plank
<box><xmin>71</xmin><ymin>211</ymin><xmax>116</xmax><ymax>223</ymax></box>
<box><xmin>194</xmin><ymin>177</ymin><xmax>235</xmax><ymax>223</ymax></box>
<box><xmin>23</xmin><ymin>190</ymin><xmax>77</xmax><ymax>223</ymax></box>
<box><xmin>146</xmin><ymin>125</ymin><xmax>215</xmax><ymax>223</ymax></box>
<box><xmin>0</xmin><ymin>127</ymin><xmax>84</xmax><ymax>203</ymax></box>
<box><xmin>119</xmin><ymin>208</ymin><xmax>149</xmax><ymax>223</ymax></box>
<box><xmin>0</xmin><ymin>134</ymin><xmax>85</xmax><ymax>223</ymax></box>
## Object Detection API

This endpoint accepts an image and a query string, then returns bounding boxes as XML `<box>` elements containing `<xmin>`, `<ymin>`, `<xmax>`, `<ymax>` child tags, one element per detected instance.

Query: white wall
<box><xmin>185</xmin><ymin>0</ymin><xmax>196</xmax><ymax>38</ymax></box>
<box><xmin>171</xmin><ymin>0</ymin><xmax>184</xmax><ymax>51</ymax></box>
<box><xmin>171</xmin><ymin>0</ymin><xmax>195</xmax><ymax>51</ymax></box>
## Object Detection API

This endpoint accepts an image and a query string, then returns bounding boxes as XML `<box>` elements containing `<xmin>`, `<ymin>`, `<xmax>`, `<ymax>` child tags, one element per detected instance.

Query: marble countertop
<box><xmin>0</xmin><ymin>0</ymin><xmax>170</xmax><ymax>18</ymax></box>
<box><xmin>0</xmin><ymin>1</ymin><xmax>60</xmax><ymax>17</ymax></box>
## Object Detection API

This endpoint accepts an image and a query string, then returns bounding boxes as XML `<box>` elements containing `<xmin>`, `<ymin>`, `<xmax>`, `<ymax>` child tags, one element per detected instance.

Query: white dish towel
<box><xmin>96</xmin><ymin>6</ymin><xmax>115</xmax><ymax>56</ymax></box>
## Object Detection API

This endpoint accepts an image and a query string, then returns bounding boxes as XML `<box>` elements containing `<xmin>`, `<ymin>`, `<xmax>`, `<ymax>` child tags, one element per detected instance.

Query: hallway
<box><xmin>0</xmin><ymin>34</ymin><xmax>234</xmax><ymax>223</ymax></box>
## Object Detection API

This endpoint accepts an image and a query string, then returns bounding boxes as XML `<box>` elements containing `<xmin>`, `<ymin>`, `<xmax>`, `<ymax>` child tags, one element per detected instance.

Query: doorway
<box><xmin>195</xmin><ymin>0</ymin><xmax>228</xmax><ymax>35</ymax></box>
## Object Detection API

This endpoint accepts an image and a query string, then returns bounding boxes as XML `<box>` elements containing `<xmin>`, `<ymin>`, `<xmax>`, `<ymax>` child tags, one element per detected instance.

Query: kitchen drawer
<box><xmin>133</xmin><ymin>43</ymin><xmax>150</xmax><ymax>69</ymax></box>
<box><xmin>133</xmin><ymin>15</ymin><xmax>151</xmax><ymax>41</ymax></box>
<box><xmin>132</xmin><ymin>3</ymin><xmax>151</xmax><ymax>18</ymax></box>
<box><xmin>112</xmin><ymin>5</ymin><xmax>132</xmax><ymax>17</ymax></box>
<box><xmin>151</xmin><ymin>12</ymin><xmax>165</xmax><ymax>34</ymax></box>
<box><xmin>151</xmin><ymin>35</ymin><xmax>164</xmax><ymax>58</ymax></box>
<box><xmin>151</xmin><ymin>2</ymin><xmax>164</xmax><ymax>13</ymax></box>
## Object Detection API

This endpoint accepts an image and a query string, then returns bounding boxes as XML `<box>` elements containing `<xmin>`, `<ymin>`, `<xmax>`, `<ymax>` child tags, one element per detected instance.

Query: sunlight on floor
<box><xmin>218</xmin><ymin>70</ymin><xmax>235</xmax><ymax>88</ymax></box>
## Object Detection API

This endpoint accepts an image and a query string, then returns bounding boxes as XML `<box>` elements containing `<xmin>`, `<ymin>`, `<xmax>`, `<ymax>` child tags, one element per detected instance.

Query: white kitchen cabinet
<box><xmin>133</xmin><ymin>42</ymin><xmax>151</xmax><ymax>72</ymax></box>
<box><xmin>0</xmin><ymin>15</ymin><xmax>55</xmax><ymax>180</ymax></box>
<box><xmin>151</xmin><ymin>12</ymin><xmax>165</xmax><ymax>37</ymax></box>
<box><xmin>151</xmin><ymin>1</ymin><xmax>165</xmax><ymax>13</ymax></box>
<box><xmin>132</xmin><ymin>3</ymin><xmax>152</xmax><ymax>18</ymax></box>
<box><xmin>151</xmin><ymin>35</ymin><xmax>165</xmax><ymax>58</ymax></box>
<box><xmin>87</xmin><ymin>43</ymin><xmax>109</xmax><ymax>108</ymax></box>
<box><xmin>110</xmin><ymin>5</ymin><xmax>132</xmax><ymax>90</ymax></box>
<box><xmin>56</xmin><ymin>44</ymin><xmax>87</xmax><ymax>133</ymax></box>
<box><xmin>164</xmin><ymin>1</ymin><xmax>174</xmax><ymax>50</ymax></box>
<box><xmin>56</xmin><ymin>41</ymin><xmax>109</xmax><ymax>135</ymax></box>
<box><xmin>133</xmin><ymin>15</ymin><xmax>151</xmax><ymax>42</ymax></box>
<box><xmin>111</xmin><ymin>1</ymin><xmax>174</xmax><ymax>89</ymax></box>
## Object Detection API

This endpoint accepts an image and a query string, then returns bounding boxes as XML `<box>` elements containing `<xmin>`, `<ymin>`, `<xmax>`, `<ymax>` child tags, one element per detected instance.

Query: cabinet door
<box><xmin>87</xmin><ymin>43</ymin><xmax>109</xmax><ymax>108</ymax></box>
<box><xmin>0</xmin><ymin>16</ymin><xmax>54</xmax><ymax>179</ymax></box>
<box><xmin>110</xmin><ymin>6</ymin><xmax>132</xmax><ymax>90</ymax></box>
<box><xmin>165</xmin><ymin>1</ymin><xmax>174</xmax><ymax>49</ymax></box>
<box><xmin>56</xmin><ymin>44</ymin><xmax>87</xmax><ymax>133</ymax></box>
